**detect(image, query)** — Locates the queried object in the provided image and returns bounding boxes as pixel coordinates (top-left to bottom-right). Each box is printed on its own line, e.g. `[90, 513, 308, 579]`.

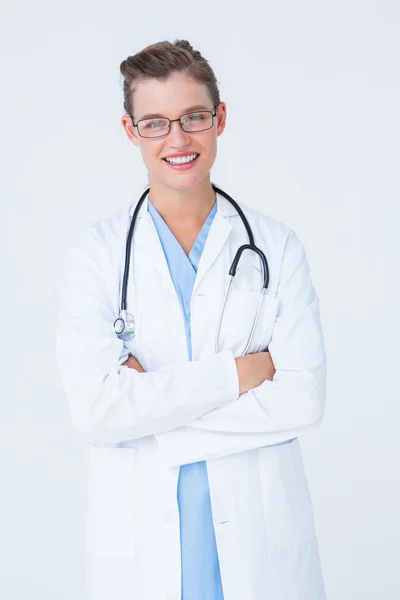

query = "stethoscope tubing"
[115, 183, 270, 355]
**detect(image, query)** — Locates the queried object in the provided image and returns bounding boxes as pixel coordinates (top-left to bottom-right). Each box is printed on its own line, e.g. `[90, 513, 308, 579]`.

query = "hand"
[235, 351, 276, 395]
[122, 355, 145, 372]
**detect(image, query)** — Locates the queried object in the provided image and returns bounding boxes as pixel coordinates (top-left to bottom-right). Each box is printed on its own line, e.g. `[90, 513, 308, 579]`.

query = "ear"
[121, 115, 140, 148]
[216, 102, 227, 137]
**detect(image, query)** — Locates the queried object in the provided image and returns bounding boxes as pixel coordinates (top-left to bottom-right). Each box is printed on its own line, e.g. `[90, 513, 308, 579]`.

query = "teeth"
[165, 154, 198, 164]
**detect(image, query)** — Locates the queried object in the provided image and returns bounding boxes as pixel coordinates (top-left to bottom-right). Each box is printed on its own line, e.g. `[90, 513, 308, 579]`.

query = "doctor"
[56, 39, 327, 600]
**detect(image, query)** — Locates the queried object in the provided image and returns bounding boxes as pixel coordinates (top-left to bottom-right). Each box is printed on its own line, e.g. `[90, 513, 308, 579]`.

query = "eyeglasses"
[131, 104, 220, 138]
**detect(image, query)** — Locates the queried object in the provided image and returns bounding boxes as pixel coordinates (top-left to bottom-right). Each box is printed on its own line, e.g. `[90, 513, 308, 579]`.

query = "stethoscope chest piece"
[113, 310, 135, 341]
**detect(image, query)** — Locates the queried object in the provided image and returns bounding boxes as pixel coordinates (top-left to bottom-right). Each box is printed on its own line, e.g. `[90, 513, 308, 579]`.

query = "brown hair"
[119, 39, 221, 120]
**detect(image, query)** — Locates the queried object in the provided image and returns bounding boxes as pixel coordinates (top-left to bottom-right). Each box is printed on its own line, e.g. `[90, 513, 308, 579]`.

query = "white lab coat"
[56, 190, 327, 600]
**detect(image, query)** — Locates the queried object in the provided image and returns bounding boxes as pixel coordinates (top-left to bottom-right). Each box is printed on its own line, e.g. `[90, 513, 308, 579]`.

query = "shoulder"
[234, 199, 298, 253]
[66, 203, 132, 261]
[90, 204, 132, 246]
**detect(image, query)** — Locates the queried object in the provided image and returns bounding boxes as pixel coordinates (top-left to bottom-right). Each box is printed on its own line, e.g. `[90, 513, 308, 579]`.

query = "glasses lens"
[138, 118, 169, 138]
[181, 111, 213, 132]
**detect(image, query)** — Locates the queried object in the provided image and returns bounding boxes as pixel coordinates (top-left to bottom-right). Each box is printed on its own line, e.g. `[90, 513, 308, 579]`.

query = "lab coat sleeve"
[155, 230, 327, 466]
[56, 228, 240, 445]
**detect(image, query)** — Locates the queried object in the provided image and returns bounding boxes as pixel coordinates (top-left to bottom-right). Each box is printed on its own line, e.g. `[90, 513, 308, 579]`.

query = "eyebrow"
[138, 104, 212, 121]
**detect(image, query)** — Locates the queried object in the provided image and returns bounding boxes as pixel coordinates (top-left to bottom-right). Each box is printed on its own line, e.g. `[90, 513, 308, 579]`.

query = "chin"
[159, 172, 208, 192]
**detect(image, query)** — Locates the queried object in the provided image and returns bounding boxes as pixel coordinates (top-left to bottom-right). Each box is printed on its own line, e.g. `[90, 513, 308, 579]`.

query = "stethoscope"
[113, 183, 270, 356]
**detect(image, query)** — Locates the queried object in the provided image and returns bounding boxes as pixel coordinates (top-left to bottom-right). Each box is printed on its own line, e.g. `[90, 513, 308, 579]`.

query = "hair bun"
[174, 39, 194, 53]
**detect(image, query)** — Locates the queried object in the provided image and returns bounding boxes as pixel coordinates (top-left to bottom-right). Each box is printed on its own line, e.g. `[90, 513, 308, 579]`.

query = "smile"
[163, 153, 199, 164]
[162, 153, 200, 170]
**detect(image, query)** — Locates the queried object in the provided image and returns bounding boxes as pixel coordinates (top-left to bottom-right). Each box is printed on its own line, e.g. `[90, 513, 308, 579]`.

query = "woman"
[57, 39, 327, 600]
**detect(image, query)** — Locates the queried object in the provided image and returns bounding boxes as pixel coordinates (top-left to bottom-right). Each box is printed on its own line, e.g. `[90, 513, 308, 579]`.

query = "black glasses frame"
[130, 103, 220, 138]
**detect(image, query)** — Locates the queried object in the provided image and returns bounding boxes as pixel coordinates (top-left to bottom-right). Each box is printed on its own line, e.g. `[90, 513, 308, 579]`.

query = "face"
[121, 72, 227, 192]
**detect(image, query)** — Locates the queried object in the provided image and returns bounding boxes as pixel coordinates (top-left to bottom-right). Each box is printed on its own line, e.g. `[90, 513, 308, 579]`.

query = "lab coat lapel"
[129, 198, 188, 368]
[134, 209, 178, 299]
[192, 195, 234, 296]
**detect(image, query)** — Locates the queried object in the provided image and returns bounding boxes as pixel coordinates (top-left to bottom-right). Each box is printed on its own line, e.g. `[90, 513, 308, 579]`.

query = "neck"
[147, 177, 216, 225]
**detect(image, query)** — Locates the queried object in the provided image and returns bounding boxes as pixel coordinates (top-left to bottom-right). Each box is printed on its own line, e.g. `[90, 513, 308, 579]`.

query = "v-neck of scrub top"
[147, 199, 218, 361]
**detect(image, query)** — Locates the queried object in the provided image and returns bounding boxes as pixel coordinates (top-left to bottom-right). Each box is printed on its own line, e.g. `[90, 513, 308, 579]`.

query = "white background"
[2, 1, 399, 598]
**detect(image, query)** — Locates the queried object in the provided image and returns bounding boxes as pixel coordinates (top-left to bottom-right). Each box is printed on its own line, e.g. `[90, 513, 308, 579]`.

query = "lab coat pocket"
[86, 446, 137, 559]
[217, 289, 278, 356]
[259, 440, 316, 555]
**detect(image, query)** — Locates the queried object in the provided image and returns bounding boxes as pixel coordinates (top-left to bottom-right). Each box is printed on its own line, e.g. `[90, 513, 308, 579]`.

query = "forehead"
[133, 72, 212, 120]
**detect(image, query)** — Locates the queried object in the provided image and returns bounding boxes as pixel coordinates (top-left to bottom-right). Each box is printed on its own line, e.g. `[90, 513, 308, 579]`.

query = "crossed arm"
[122, 352, 276, 395]
[57, 226, 326, 465]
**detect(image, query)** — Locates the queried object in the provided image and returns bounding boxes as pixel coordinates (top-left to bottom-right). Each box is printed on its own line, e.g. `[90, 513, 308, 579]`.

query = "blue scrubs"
[148, 198, 224, 600]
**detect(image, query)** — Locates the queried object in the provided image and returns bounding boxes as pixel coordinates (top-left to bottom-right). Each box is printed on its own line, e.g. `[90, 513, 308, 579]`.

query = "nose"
[167, 119, 190, 147]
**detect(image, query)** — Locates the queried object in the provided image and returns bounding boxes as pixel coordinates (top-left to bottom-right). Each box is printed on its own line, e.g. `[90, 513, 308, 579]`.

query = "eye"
[187, 112, 206, 121]
[145, 119, 167, 129]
